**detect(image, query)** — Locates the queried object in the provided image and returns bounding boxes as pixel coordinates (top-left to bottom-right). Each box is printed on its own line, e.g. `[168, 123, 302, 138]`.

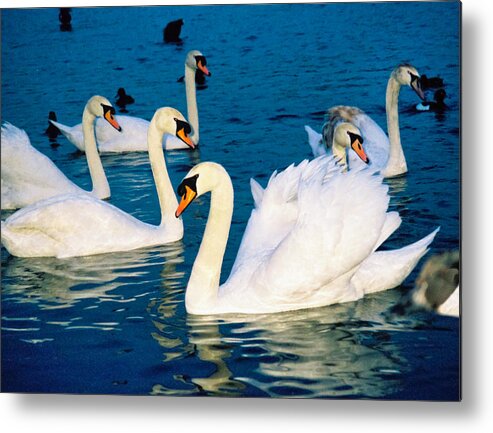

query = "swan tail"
[304, 125, 324, 157]
[49, 120, 85, 151]
[374, 211, 402, 250]
[250, 178, 265, 208]
[350, 227, 440, 295]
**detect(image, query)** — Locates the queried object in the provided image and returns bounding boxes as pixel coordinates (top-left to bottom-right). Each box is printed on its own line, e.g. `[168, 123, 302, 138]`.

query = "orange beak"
[197, 60, 211, 77]
[175, 186, 196, 218]
[177, 127, 195, 149]
[351, 137, 369, 164]
[104, 110, 122, 131]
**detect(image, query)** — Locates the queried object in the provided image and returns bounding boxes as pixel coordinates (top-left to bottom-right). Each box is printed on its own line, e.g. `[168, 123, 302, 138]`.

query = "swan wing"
[255, 162, 389, 301]
[350, 227, 440, 295]
[232, 156, 346, 268]
[1, 123, 81, 209]
[229, 160, 313, 276]
[1, 194, 154, 258]
[304, 125, 325, 157]
[226, 157, 390, 309]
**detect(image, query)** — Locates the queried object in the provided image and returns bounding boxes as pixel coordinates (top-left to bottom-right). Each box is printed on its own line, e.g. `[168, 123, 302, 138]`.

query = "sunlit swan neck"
[332, 139, 348, 171]
[185, 63, 199, 143]
[82, 106, 110, 199]
[186, 169, 234, 313]
[148, 118, 180, 226]
[384, 74, 407, 177]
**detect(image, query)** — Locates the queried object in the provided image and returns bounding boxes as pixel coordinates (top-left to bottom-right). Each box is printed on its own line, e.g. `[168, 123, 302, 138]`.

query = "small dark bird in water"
[420, 74, 444, 90]
[45, 111, 61, 141]
[177, 69, 208, 87]
[115, 88, 135, 112]
[59, 8, 72, 32]
[163, 19, 184, 43]
[416, 89, 447, 112]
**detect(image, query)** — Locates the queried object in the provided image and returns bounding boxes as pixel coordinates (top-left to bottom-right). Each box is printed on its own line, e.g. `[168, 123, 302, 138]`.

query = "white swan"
[1, 107, 192, 258]
[305, 64, 425, 178]
[50, 50, 210, 153]
[1, 96, 120, 210]
[174, 157, 439, 315]
[410, 250, 459, 317]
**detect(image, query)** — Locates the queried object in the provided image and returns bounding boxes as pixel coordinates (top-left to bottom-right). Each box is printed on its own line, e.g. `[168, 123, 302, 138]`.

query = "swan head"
[333, 122, 369, 164]
[151, 107, 194, 149]
[393, 64, 425, 100]
[86, 95, 122, 131]
[186, 50, 211, 77]
[175, 162, 229, 218]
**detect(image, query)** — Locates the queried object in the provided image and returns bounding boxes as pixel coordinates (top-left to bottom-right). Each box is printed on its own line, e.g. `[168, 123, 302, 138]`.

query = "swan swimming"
[1, 95, 121, 210]
[1, 107, 192, 258]
[307, 121, 369, 169]
[305, 63, 425, 178]
[49, 50, 210, 153]
[174, 156, 439, 315]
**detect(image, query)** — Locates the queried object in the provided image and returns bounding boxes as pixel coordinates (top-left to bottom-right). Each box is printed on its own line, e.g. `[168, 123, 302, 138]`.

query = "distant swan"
[1, 107, 192, 258]
[174, 157, 439, 315]
[308, 122, 369, 169]
[49, 50, 210, 153]
[305, 64, 425, 178]
[1, 95, 120, 210]
[411, 250, 459, 317]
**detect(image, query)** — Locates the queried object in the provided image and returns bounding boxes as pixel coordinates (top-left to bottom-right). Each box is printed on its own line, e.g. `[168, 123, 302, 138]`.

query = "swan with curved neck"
[50, 50, 210, 153]
[1, 107, 192, 258]
[1, 95, 120, 210]
[175, 159, 438, 315]
[305, 63, 425, 178]
[313, 122, 370, 170]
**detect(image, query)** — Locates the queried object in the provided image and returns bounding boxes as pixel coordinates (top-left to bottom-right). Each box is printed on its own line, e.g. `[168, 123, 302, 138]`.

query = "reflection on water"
[149, 287, 455, 399]
[2, 243, 184, 324]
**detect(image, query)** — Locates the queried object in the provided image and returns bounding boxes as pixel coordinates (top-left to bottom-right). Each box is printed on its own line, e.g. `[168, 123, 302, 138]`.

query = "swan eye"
[347, 131, 363, 145]
[101, 104, 116, 116]
[195, 55, 207, 66]
[175, 119, 191, 135]
[408, 71, 418, 83]
[177, 174, 199, 197]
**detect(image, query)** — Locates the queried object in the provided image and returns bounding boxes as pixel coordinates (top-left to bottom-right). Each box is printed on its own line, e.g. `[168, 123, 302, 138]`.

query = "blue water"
[1, 3, 460, 399]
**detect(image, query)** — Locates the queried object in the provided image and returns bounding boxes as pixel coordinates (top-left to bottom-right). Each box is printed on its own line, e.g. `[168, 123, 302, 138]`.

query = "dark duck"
[45, 111, 61, 141]
[416, 89, 447, 112]
[163, 19, 184, 43]
[59, 8, 72, 31]
[420, 74, 444, 90]
[115, 88, 135, 112]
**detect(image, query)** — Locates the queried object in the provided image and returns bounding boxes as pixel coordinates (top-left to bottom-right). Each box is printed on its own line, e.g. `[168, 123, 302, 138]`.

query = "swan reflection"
[1, 243, 184, 311]
[150, 289, 414, 398]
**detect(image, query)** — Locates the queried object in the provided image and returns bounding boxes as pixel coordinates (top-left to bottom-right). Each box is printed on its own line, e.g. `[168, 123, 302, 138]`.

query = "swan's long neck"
[147, 123, 180, 227]
[185, 64, 199, 144]
[186, 174, 234, 313]
[331, 142, 348, 171]
[82, 110, 110, 199]
[384, 75, 407, 177]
